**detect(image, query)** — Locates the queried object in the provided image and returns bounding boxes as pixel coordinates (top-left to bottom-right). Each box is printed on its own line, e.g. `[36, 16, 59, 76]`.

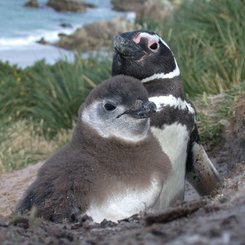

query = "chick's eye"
[104, 103, 116, 111]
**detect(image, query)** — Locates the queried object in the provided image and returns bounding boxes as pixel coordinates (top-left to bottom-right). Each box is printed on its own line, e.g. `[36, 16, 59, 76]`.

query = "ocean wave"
[0, 27, 77, 50]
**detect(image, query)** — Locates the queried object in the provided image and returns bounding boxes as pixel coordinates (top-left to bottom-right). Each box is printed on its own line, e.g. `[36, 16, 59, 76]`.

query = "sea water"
[0, 0, 130, 67]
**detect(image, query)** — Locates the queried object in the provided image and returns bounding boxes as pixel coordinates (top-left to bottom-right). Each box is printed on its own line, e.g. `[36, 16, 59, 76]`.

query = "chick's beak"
[117, 100, 157, 119]
[131, 101, 157, 119]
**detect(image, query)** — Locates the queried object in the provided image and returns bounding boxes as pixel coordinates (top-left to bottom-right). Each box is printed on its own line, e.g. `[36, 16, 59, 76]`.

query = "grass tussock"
[0, 120, 72, 173]
[195, 82, 245, 145]
[0, 57, 111, 138]
[0, 56, 110, 172]
[140, 0, 245, 97]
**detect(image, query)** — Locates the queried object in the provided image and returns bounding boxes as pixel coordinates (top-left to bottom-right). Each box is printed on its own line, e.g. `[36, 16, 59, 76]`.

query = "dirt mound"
[0, 164, 244, 244]
[0, 162, 43, 218]
[224, 95, 245, 166]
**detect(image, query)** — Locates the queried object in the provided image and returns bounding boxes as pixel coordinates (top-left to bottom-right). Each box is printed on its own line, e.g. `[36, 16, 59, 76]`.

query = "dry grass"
[194, 82, 244, 145]
[0, 120, 72, 173]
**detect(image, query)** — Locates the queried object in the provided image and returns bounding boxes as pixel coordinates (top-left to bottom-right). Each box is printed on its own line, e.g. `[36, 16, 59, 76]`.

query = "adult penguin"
[15, 75, 171, 223]
[112, 30, 221, 205]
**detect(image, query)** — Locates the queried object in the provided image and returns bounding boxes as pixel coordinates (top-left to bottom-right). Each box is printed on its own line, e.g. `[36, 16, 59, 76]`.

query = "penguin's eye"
[149, 42, 158, 50]
[104, 103, 116, 111]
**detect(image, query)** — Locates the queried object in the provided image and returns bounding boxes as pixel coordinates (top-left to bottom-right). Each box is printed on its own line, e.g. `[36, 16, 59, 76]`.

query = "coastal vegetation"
[0, 0, 244, 172]
[140, 0, 244, 96]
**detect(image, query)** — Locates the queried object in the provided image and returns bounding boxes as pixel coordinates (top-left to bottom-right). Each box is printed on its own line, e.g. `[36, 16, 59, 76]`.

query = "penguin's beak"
[117, 101, 157, 119]
[113, 35, 143, 59]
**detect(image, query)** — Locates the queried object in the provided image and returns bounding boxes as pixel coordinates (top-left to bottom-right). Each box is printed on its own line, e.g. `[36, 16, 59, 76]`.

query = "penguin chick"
[112, 30, 222, 205]
[15, 75, 171, 223]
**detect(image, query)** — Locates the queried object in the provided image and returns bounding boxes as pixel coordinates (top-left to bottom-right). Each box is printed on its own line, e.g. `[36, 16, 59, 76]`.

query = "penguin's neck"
[142, 75, 195, 132]
[72, 120, 149, 150]
[72, 121, 169, 176]
[142, 75, 185, 98]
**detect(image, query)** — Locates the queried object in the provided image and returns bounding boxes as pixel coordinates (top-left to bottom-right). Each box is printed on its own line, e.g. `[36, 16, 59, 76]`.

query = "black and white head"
[112, 30, 180, 82]
[81, 75, 157, 143]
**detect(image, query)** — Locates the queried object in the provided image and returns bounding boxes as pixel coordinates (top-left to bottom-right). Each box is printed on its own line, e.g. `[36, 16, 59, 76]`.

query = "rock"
[24, 0, 39, 8]
[55, 17, 136, 51]
[137, 0, 175, 21]
[60, 23, 72, 28]
[112, 0, 181, 22]
[111, 0, 147, 12]
[37, 37, 49, 45]
[47, 0, 95, 12]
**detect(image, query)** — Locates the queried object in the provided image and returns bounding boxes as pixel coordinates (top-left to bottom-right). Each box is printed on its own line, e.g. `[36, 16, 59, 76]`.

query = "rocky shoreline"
[25, 0, 180, 51]
[25, 0, 179, 15]
[55, 17, 137, 51]
[25, 0, 96, 12]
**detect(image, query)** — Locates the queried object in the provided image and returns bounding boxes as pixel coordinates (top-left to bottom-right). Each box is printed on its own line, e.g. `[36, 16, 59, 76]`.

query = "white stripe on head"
[158, 36, 171, 49]
[149, 95, 195, 114]
[136, 33, 180, 83]
[157, 35, 180, 77]
[136, 32, 171, 50]
[133, 32, 160, 44]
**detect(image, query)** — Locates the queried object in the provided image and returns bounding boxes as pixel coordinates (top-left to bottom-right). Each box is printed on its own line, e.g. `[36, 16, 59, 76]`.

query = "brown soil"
[0, 95, 244, 245]
[0, 162, 44, 218]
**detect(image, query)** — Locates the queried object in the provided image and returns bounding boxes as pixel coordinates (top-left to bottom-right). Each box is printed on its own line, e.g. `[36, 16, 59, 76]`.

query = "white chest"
[86, 177, 162, 223]
[147, 94, 193, 207]
[151, 122, 189, 207]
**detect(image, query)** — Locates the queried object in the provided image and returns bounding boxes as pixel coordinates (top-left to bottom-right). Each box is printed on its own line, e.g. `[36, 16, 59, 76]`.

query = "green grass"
[0, 56, 111, 172]
[139, 0, 245, 97]
[0, 56, 111, 138]
[0, 120, 72, 172]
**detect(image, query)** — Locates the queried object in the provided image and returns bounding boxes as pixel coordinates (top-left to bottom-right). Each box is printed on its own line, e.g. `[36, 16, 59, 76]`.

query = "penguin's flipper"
[186, 126, 222, 196]
[15, 176, 88, 222]
[15, 180, 55, 218]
